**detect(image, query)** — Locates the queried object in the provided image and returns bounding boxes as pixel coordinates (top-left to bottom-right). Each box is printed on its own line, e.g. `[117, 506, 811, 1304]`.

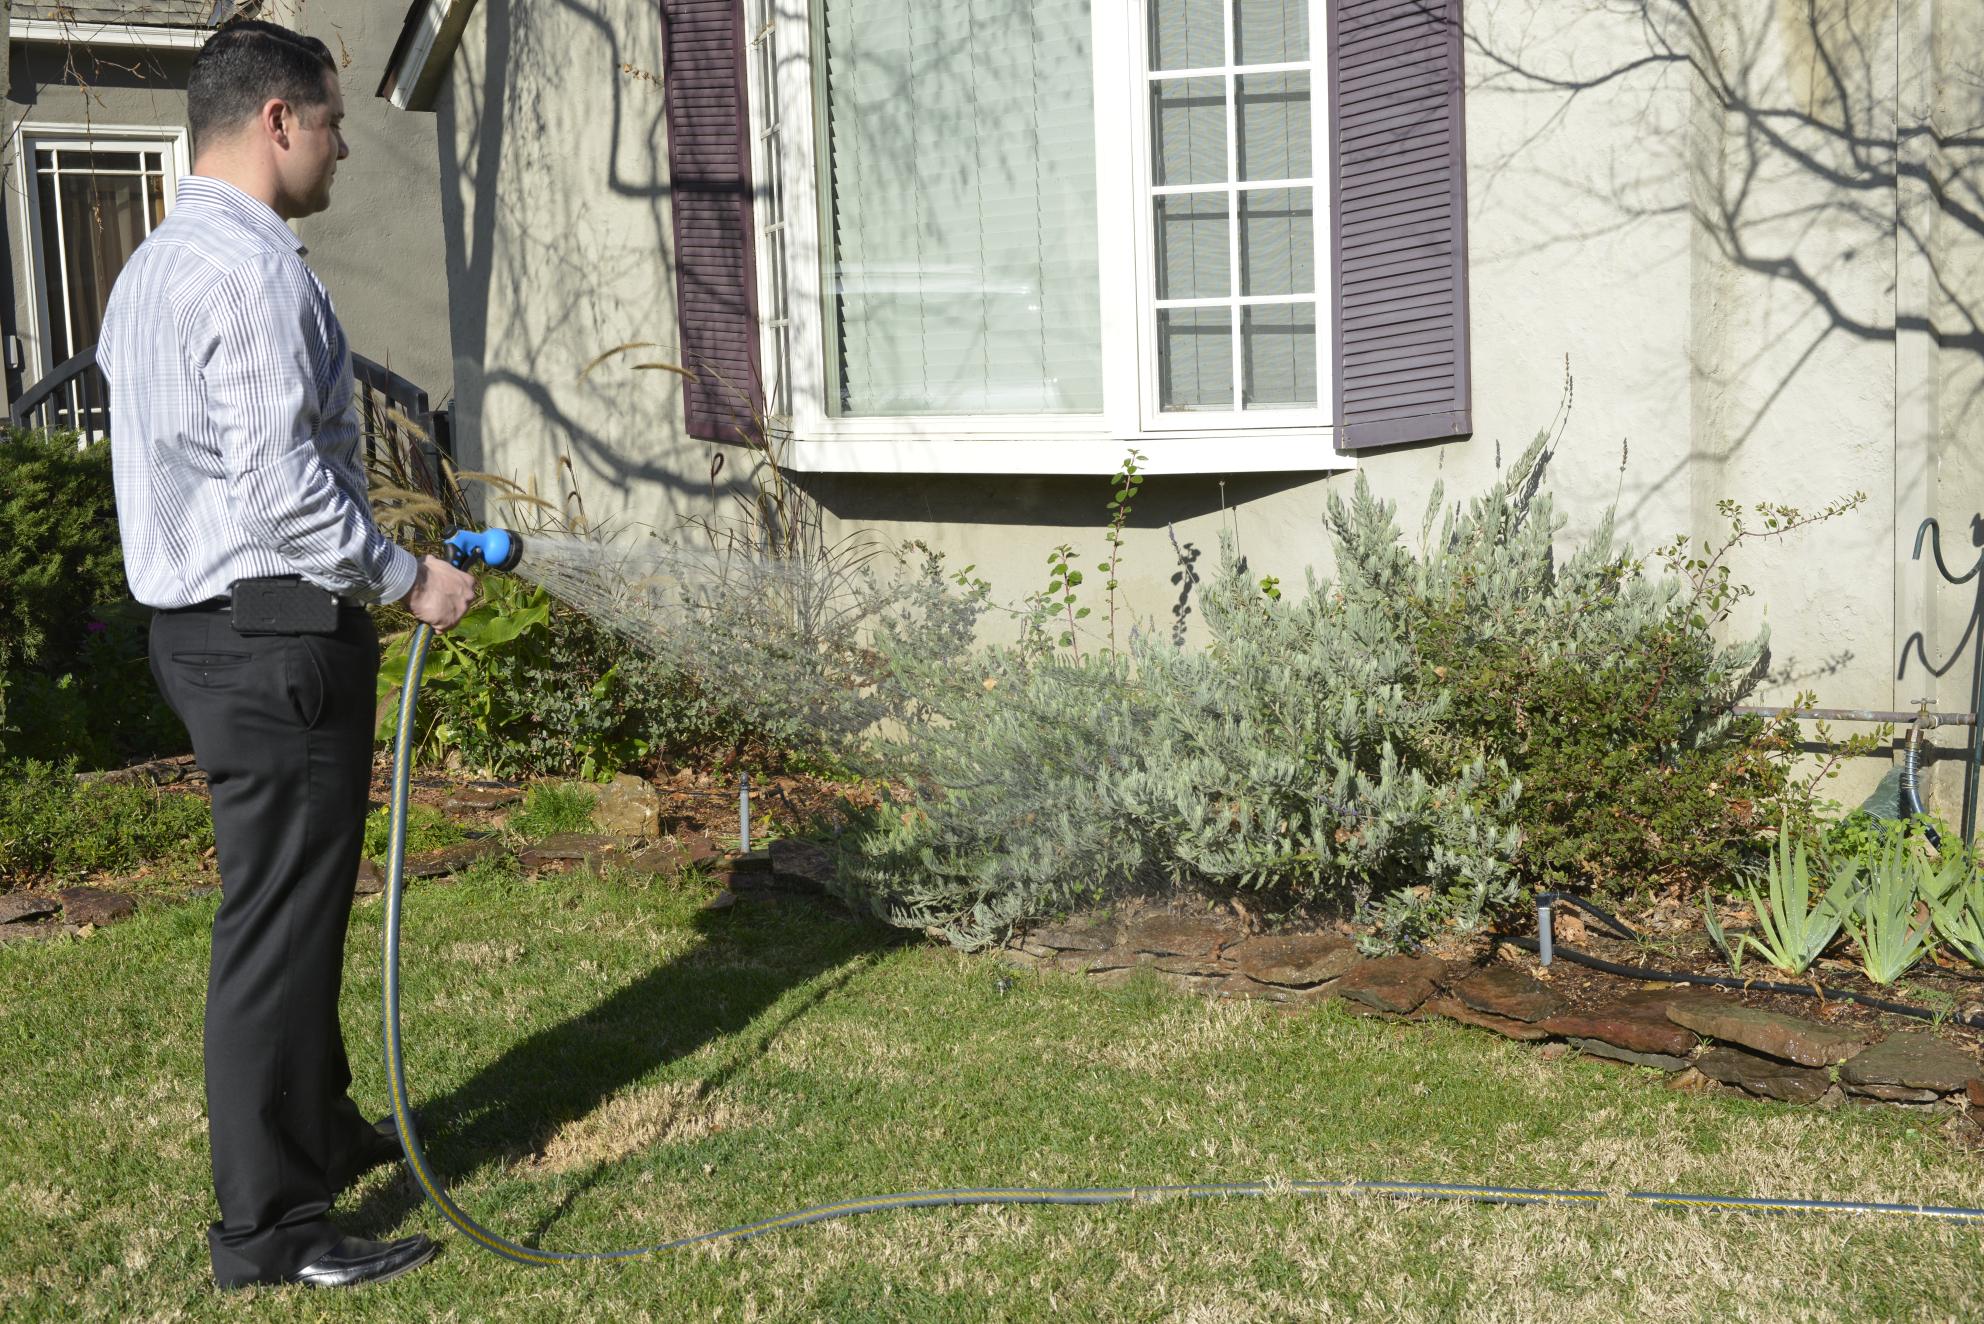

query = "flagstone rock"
[441, 784, 523, 812]
[1122, 913, 1226, 958]
[1449, 964, 1563, 1023]
[1153, 955, 1227, 978]
[1837, 1032, 1976, 1095]
[1694, 1046, 1831, 1103]
[1027, 919, 1119, 953]
[57, 887, 137, 927]
[769, 838, 835, 890]
[0, 894, 61, 924]
[1665, 996, 1876, 1067]
[592, 774, 666, 838]
[518, 833, 620, 875]
[1333, 955, 1445, 1014]
[1225, 933, 1360, 987]
[1568, 1037, 1691, 1072]
[1056, 949, 1136, 975]
[1424, 995, 1552, 1041]
[353, 860, 385, 896]
[1540, 994, 1697, 1059]
[1212, 975, 1302, 1003]
[1841, 1080, 1941, 1104]
[404, 836, 505, 879]
[622, 843, 689, 879]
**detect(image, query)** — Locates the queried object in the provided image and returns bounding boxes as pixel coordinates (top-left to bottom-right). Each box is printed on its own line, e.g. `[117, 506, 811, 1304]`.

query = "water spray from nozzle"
[443, 527, 524, 573]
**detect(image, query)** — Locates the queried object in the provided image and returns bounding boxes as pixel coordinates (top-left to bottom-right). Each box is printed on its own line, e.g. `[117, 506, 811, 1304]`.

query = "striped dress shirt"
[99, 175, 417, 610]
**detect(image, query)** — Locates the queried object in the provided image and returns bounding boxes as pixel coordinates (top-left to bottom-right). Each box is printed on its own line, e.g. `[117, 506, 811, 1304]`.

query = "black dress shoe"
[287, 1234, 437, 1288]
[338, 1111, 419, 1188]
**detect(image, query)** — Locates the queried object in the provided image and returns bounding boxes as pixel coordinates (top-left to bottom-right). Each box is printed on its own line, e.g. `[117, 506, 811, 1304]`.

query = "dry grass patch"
[533, 1082, 774, 1173]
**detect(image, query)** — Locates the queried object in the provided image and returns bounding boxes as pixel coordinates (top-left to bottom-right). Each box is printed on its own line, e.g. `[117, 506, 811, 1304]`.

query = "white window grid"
[12, 124, 190, 391]
[1138, 3, 1330, 429]
[745, 0, 1344, 474]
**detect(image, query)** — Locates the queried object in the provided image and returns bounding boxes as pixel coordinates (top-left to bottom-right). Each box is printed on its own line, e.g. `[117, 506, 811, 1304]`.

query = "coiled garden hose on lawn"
[378, 537, 1984, 1266]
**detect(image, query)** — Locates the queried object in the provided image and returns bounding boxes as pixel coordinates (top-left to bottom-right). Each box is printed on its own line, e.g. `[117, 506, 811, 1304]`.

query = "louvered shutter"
[661, 0, 763, 444]
[1329, 0, 1470, 450]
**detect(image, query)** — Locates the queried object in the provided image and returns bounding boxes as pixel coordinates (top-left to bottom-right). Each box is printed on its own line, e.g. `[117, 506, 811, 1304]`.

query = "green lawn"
[3, 862, 1982, 1322]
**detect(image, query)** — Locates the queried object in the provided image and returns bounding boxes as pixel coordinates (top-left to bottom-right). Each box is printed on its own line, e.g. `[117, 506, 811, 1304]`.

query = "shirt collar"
[174, 175, 307, 255]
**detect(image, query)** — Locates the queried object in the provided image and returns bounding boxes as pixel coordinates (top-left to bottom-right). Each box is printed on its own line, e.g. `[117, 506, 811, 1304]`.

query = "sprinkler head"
[443, 527, 523, 573]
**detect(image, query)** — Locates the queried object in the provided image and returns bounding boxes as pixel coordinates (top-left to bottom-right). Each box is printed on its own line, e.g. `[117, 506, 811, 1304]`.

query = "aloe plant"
[1736, 821, 1855, 975]
[1923, 845, 1984, 967]
[1841, 836, 1937, 984]
[1702, 893, 1746, 975]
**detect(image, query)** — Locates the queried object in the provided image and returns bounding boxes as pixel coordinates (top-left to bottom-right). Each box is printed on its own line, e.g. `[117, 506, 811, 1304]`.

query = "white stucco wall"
[440, 0, 1984, 808]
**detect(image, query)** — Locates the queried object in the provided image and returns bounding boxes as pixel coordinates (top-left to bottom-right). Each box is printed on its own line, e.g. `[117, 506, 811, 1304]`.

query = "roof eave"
[378, 0, 478, 111]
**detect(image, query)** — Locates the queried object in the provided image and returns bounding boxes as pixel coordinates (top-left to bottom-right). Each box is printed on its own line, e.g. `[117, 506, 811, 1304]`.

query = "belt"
[158, 597, 232, 614]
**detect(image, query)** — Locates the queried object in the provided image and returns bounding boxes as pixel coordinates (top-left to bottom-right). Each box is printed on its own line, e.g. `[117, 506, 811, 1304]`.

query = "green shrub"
[378, 573, 777, 780]
[0, 429, 186, 767]
[0, 429, 127, 673]
[835, 433, 1846, 951]
[0, 759, 213, 882]
[508, 783, 598, 839]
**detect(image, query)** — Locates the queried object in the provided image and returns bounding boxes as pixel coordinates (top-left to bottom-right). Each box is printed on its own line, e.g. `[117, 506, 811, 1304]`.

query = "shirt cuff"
[375, 545, 421, 605]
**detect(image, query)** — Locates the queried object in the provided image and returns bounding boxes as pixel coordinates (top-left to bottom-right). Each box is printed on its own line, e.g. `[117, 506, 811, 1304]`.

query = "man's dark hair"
[187, 20, 337, 152]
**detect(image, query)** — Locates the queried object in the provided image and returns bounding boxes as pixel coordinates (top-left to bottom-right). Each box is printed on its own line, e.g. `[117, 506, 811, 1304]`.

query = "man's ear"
[260, 96, 291, 148]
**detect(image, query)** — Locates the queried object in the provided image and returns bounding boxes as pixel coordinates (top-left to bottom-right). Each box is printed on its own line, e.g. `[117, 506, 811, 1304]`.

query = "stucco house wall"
[428, 0, 1984, 807]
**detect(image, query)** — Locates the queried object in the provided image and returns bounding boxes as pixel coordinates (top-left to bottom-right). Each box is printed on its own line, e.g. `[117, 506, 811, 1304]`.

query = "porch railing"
[9, 346, 451, 494]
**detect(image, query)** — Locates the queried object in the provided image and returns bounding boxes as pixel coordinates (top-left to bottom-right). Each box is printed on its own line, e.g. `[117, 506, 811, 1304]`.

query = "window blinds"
[820, 0, 1103, 415]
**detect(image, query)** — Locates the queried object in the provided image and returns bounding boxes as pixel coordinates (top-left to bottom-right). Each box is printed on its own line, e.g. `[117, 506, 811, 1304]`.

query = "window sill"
[783, 433, 1352, 476]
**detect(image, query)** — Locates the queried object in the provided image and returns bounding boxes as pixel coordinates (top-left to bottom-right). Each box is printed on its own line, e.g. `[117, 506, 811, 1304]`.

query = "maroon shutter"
[1329, 0, 1471, 450]
[661, 0, 762, 444]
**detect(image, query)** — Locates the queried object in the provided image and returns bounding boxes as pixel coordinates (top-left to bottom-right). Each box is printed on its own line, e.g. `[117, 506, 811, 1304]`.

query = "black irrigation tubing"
[1525, 892, 1984, 1032]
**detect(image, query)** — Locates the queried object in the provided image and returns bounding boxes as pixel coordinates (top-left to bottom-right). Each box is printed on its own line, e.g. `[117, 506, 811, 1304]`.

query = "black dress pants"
[150, 606, 382, 1286]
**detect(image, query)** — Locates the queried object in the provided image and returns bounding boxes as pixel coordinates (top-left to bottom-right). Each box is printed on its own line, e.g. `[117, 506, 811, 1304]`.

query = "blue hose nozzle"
[443, 527, 522, 572]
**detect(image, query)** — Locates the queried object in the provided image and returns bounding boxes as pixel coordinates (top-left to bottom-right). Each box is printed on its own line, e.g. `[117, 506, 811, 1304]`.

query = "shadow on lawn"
[339, 894, 907, 1244]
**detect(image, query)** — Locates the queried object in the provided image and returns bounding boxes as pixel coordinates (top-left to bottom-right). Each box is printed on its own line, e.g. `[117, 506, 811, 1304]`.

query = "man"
[98, 20, 478, 1290]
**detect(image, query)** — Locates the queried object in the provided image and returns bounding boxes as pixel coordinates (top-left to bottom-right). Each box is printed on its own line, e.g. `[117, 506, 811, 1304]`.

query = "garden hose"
[378, 549, 1984, 1267]
[1531, 892, 1984, 1030]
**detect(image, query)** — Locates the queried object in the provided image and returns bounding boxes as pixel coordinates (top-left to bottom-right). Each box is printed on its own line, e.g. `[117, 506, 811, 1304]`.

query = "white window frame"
[747, 0, 1345, 476]
[13, 124, 191, 382]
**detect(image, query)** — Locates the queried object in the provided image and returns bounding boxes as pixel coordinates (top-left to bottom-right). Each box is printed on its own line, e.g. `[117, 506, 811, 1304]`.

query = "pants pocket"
[171, 651, 252, 689]
[284, 637, 329, 729]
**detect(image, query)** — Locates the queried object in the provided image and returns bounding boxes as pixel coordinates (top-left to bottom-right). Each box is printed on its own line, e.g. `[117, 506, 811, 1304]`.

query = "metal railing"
[9, 345, 450, 494]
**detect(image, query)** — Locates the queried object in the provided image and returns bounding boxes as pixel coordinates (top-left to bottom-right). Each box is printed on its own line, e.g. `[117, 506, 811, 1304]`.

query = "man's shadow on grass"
[339, 894, 908, 1243]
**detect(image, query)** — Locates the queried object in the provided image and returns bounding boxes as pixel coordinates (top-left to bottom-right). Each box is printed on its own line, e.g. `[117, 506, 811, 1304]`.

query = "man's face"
[276, 70, 347, 218]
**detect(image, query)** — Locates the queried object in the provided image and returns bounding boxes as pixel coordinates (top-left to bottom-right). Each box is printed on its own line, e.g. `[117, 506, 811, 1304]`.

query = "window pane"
[60, 151, 142, 172]
[820, 0, 1102, 415]
[1159, 307, 1233, 409]
[1150, 0, 1223, 70]
[1235, 0, 1306, 65]
[1242, 303, 1316, 407]
[1155, 193, 1231, 299]
[1151, 77, 1227, 186]
[1239, 187, 1312, 295]
[58, 174, 150, 355]
[36, 173, 70, 363]
[1236, 71, 1310, 181]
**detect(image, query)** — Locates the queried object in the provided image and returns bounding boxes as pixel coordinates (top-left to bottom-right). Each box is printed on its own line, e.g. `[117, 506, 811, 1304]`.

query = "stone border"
[1000, 905, 1984, 1114]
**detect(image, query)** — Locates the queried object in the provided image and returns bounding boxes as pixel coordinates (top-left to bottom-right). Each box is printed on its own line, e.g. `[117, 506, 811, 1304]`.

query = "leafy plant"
[509, 782, 599, 839]
[1702, 894, 1746, 975]
[0, 759, 213, 883]
[1841, 836, 1938, 985]
[362, 803, 467, 861]
[1099, 448, 1146, 653]
[1729, 820, 1855, 975]
[1924, 846, 1984, 967]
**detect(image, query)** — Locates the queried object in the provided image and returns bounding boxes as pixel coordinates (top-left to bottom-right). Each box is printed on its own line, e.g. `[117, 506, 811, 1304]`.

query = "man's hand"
[405, 555, 478, 630]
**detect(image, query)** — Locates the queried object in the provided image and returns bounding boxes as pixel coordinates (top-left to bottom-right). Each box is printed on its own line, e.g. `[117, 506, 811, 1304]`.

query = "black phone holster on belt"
[229, 576, 342, 635]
